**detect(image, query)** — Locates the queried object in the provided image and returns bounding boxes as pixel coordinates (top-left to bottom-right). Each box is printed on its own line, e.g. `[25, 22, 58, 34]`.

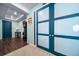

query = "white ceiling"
[0, 3, 27, 21]
[18, 3, 40, 10]
[0, 3, 41, 21]
[11, 3, 41, 13]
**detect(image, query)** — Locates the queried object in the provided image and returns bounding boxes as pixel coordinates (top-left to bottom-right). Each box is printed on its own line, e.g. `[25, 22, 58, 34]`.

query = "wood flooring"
[0, 38, 27, 56]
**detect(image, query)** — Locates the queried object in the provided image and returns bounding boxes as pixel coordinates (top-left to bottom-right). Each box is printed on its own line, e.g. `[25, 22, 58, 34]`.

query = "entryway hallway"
[0, 3, 79, 56]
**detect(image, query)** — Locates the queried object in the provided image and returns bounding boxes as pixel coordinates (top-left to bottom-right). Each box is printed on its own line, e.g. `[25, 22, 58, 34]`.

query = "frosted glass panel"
[38, 7, 49, 21]
[38, 35, 49, 49]
[55, 3, 79, 18]
[38, 22, 49, 34]
[54, 37, 79, 56]
[54, 17, 79, 37]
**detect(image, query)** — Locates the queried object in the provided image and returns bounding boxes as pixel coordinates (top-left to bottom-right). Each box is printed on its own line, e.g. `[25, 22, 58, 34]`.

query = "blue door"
[2, 20, 12, 39]
[36, 4, 54, 52]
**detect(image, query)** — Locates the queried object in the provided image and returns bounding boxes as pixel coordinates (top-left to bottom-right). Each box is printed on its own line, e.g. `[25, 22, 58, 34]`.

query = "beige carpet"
[5, 44, 54, 56]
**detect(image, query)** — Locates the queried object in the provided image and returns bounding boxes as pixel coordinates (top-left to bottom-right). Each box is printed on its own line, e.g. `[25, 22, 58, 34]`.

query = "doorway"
[2, 20, 12, 39]
[36, 4, 54, 52]
[23, 21, 27, 42]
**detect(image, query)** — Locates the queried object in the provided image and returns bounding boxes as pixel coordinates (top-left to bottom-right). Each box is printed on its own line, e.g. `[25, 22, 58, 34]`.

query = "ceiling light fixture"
[14, 11, 17, 15]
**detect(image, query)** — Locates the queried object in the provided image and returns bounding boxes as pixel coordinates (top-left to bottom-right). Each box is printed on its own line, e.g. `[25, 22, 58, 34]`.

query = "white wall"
[12, 21, 18, 38]
[27, 12, 34, 44]
[27, 4, 43, 45]
[18, 21, 24, 38]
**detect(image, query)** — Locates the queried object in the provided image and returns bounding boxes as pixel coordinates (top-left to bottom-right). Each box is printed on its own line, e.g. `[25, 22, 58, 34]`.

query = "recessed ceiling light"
[14, 11, 17, 15]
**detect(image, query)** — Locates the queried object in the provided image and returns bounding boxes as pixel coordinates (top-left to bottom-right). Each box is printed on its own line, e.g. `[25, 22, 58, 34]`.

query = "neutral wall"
[27, 4, 43, 45]
[27, 12, 34, 44]
[18, 21, 24, 38]
[12, 21, 18, 38]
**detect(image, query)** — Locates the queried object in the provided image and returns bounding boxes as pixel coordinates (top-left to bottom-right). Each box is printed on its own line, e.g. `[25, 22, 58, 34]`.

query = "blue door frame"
[34, 11, 36, 45]
[2, 20, 12, 39]
[36, 3, 54, 53]
[36, 3, 65, 56]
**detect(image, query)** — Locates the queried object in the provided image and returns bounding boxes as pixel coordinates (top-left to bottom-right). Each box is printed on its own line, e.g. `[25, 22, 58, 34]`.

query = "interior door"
[2, 20, 12, 39]
[23, 21, 27, 41]
[37, 4, 54, 52]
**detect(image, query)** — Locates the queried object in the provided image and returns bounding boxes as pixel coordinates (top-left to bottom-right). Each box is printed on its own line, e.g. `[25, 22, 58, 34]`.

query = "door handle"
[52, 35, 54, 36]
[49, 34, 52, 36]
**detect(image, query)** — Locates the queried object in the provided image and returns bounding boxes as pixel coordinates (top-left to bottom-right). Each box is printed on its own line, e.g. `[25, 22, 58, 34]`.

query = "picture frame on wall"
[27, 17, 32, 24]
